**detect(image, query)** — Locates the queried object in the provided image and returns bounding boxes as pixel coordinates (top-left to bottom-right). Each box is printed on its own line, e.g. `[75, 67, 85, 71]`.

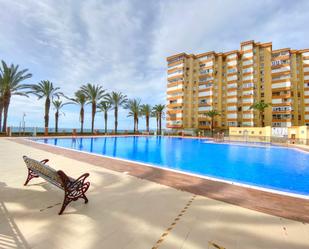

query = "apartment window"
[272, 114, 292, 120]
[227, 68, 237, 74]
[272, 51, 289, 58]
[243, 83, 254, 88]
[242, 44, 253, 51]
[243, 60, 253, 66]
[227, 53, 237, 59]
[199, 77, 213, 83]
[272, 106, 292, 112]
[272, 60, 281, 66]
[243, 75, 254, 81]
[168, 77, 183, 83]
[272, 74, 290, 81]
[168, 69, 183, 75]
[243, 68, 253, 74]
[168, 63, 184, 70]
[200, 68, 213, 74]
[168, 56, 184, 64]
[199, 55, 213, 61]
[227, 106, 237, 111]
[272, 60, 290, 66]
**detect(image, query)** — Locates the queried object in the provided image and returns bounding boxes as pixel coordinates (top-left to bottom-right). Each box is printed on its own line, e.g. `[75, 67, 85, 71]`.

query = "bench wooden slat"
[23, 157, 62, 186]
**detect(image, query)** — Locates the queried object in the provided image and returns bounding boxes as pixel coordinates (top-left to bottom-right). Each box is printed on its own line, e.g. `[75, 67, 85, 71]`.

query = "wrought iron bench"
[22, 156, 90, 215]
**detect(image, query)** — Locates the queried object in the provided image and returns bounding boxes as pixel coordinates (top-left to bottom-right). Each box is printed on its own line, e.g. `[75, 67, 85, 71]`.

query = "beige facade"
[229, 126, 309, 144]
[229, 126, 272, 137]
[166, 40, 309, 130]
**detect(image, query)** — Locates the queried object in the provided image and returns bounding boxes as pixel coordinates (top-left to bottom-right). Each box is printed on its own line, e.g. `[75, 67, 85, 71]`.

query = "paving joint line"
[151, 195, 196, 249]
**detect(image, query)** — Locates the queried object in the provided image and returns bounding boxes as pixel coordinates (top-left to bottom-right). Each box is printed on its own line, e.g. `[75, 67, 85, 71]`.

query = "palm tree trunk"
[0, 102, 3, 131]
[146, 115, 149, 132]
[44, 98, 50, 129]
[211, 118, 214, 136]
[55, 111, 59, 133]
[91, 102, 96, 133]
[80, 107, 84, 133]
[2, 105, 9, 132]
[136, 117, 139, 133]
[115, 106, 118, 134]
[0, 96, 4, 131]
[159, 113, 162, 135]
[104, 111, 108, 134]
[156, 115, 159, 134]
[2, 92, 11, 132]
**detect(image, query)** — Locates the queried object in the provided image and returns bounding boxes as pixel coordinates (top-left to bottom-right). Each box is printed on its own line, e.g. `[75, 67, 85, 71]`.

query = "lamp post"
[22, 113, 26, 135]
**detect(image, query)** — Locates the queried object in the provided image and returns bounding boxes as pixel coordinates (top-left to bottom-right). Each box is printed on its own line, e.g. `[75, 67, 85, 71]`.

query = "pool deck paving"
[1, 138, 309, 249]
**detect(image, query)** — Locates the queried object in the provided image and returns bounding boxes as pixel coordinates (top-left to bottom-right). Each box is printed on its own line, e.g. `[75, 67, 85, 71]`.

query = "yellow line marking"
[151, 195, 196, 249]
[208, 241, 226, 249]
[39, 202, 61, 212]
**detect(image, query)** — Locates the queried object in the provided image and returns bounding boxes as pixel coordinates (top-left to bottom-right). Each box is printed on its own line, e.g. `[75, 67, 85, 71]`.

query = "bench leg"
[59, 194, 72, 215]
[24, 169, 39, 186]
[82, 194, 88, 204]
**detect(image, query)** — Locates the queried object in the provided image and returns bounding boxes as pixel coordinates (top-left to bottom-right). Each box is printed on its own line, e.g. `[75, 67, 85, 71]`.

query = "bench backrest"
[23, 156, 63, 188]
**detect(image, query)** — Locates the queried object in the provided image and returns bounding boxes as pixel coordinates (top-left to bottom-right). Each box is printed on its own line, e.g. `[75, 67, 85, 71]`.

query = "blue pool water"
[33, 136, 309, 196]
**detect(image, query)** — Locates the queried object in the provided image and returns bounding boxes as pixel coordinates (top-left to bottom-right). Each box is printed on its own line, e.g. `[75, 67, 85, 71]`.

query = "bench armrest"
[68, 173, 90, 191]
[58, 170, 90, 191]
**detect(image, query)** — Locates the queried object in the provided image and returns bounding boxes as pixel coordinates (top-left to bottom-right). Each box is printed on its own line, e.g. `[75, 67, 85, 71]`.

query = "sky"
[0, 0, 309, 130]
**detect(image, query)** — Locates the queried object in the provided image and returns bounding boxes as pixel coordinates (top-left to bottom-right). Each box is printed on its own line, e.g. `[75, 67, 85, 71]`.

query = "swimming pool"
[33, 136, 309, 196]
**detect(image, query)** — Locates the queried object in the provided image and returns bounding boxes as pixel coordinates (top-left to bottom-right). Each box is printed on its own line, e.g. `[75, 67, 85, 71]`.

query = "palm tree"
[140, 104, 152, 132]
[105, 91, 127, 134]
[80, 84, 105, 133]
[250, 101, 271, 127]
[97, 101, 112, 134]
[67, 90, 87, 133]
[152, 104, 165, 135]
[205, 110, 220, 136]
[52, 99, 68, 133]
[27, 80, 62, 129]
[0, 61, 32, 132]
[124, 98, 141, 133]
[0, 77, 3, 131]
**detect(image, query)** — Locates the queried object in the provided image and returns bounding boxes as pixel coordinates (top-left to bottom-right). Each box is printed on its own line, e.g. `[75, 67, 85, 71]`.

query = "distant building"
[166, 40, 309, 130]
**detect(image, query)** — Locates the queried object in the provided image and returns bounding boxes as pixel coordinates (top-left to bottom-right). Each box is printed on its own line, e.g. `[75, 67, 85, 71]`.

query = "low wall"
[229, 126, 272, 137]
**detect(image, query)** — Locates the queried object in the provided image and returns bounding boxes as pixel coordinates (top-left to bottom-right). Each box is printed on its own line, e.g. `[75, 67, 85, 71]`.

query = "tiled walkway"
[1, 138, 309, 249]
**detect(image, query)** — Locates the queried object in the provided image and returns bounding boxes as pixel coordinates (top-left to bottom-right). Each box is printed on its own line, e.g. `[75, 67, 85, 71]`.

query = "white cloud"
[1, 0, 309, 130]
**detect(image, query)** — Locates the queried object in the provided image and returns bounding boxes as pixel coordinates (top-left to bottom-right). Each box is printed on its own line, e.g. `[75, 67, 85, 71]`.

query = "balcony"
[271, 82, 291, 89]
